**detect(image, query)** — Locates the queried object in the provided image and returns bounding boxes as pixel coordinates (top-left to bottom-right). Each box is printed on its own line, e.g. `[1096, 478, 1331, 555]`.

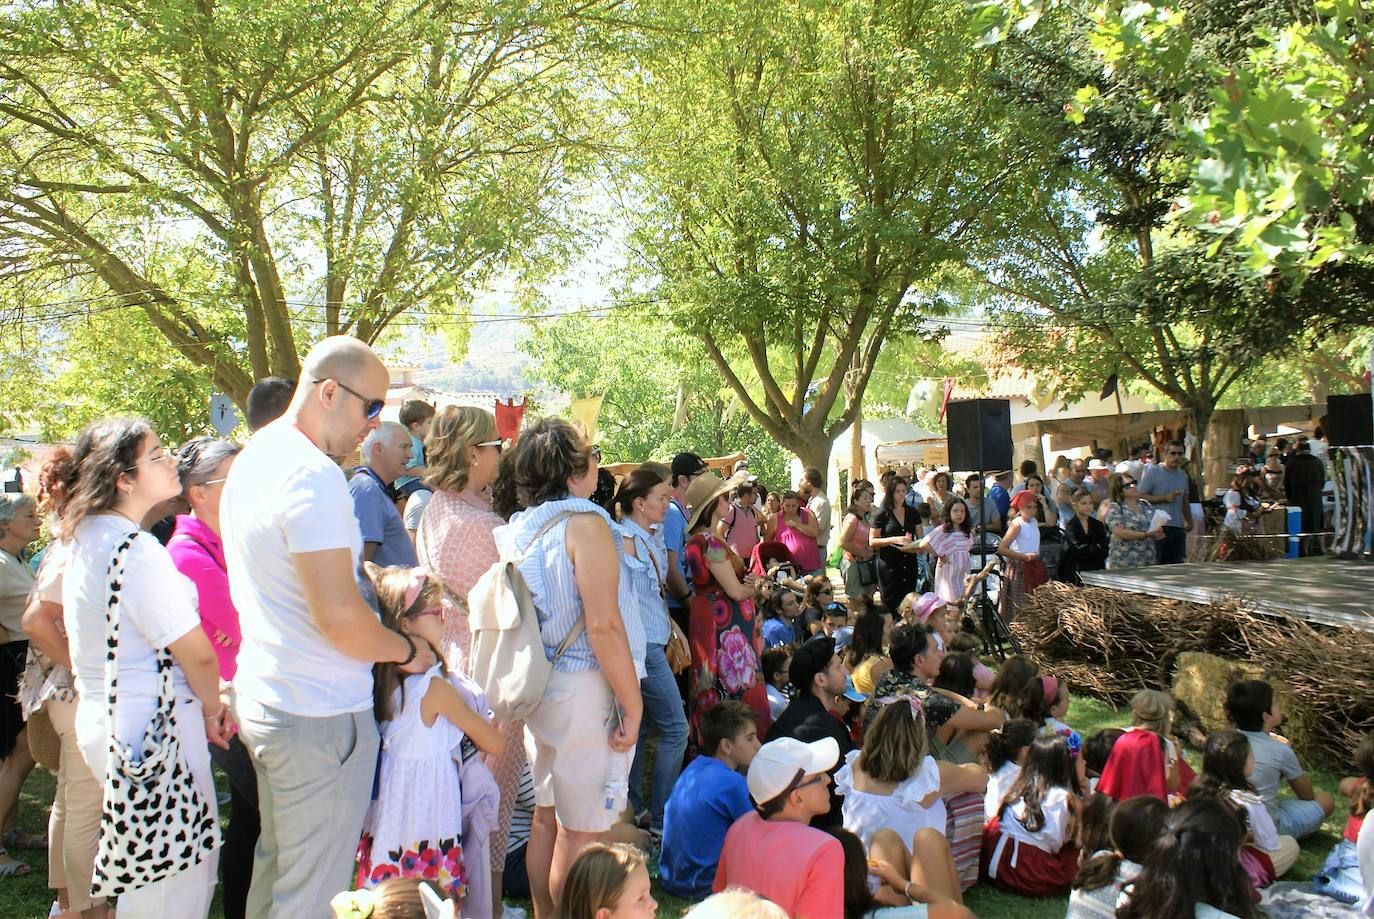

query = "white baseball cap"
[747, 736, 840, 804]
[1088, 459, 1110, 471]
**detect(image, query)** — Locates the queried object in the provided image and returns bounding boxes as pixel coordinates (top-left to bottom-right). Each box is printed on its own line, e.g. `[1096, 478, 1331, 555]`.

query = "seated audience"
[1081, 727, 1124, 794]
[1117, 797, 1261, 919]
[986, 655, 1040, 719]
[983, 719, 1039, 822]
[558, 843, 656, 919]
[1065, 795, 1169, 919]
[1098, 689, 1192, 802]
[767, 636, 856, 829]
[981, 733, 1083, 896]
[1311, 732, 1374, 904]
[762, 589, 805, 649]
[761, 646, 792, 721]
[713, 737, 845, 918]
[1189, 730, 1300, 887]
[659, 702, 761, 900]
[829, 827, 974, 919]
[1226, 679, 1335, 839]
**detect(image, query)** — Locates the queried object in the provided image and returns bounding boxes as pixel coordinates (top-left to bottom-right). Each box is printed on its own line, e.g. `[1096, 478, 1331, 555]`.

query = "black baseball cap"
[671, 452, 709, 480]
[788, 636, 837, 693]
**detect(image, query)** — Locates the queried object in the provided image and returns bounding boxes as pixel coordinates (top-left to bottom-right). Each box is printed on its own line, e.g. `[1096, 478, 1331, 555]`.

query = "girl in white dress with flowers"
[356, 565, 505, 906]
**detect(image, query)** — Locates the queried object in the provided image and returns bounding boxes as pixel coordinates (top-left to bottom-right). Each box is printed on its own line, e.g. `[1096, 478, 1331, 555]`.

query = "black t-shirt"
[767, 693, 855, 829]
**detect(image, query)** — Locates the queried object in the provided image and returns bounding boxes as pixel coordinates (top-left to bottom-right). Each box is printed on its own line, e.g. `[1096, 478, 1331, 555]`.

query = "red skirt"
[980, 816, 1079, 896]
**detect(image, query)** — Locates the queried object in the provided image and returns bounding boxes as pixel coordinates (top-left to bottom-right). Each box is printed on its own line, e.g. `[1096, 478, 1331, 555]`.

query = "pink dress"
[416, 489, 527, 868]
[924, 527, 972, 606]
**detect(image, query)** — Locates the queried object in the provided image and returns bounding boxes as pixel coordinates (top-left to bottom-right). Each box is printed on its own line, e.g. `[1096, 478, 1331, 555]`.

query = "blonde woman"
[413, 405, 523, 917]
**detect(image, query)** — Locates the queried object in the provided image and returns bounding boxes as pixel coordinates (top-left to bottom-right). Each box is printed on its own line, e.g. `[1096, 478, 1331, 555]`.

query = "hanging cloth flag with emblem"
[570, 394, 604, 442]
[1100, 373, 1119, 401]
[494, 398, 526, 442]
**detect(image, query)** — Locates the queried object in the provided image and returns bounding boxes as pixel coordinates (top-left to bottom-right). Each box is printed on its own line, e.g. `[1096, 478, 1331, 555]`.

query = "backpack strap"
[516, 510, 590, 661]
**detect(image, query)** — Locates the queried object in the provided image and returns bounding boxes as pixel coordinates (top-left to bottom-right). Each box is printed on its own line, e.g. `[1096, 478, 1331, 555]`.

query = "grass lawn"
[0, 694, 1352, 918]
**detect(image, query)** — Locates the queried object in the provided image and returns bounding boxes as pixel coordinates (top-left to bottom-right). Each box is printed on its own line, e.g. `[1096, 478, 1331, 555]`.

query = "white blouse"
[835, 749, 945, 847]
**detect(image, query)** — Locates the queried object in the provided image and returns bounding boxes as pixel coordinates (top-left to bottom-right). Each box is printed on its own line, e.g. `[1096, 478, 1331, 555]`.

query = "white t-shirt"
[63, 516, 200, 746]
[222, 421, 370, 716]
[998, 785, 1073, 853]
[985, 761, 1021, 822]
[403, 488, 433, 533]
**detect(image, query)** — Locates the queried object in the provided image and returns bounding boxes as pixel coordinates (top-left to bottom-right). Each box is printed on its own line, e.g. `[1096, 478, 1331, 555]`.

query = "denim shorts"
[1275, 796, 1326, 838]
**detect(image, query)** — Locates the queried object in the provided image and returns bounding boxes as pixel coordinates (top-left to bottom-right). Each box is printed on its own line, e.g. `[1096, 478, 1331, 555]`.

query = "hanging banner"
[570, 394, 604, 442]
[494, 398, 526, 442]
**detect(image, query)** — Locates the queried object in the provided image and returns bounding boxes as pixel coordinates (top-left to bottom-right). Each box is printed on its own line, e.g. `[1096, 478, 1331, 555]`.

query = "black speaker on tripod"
[946, 399, 1014, 472]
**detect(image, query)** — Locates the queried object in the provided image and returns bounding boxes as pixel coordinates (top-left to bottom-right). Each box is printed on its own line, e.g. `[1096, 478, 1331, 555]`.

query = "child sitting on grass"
[981, 733, 1083, 896]
[1312, 732, 1374, 904]
[1066, 795, 1169, 919]
[982, 719, 1038, 822]
[659, 701, 762, 899]
[1225, 679, 1335, 840]
[1098, 689, 1192, 802]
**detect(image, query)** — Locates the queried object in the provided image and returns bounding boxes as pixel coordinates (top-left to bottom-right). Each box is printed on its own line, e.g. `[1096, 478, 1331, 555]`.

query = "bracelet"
[204, 703, 226, 721]
[397, 633, 417, 667]
[904, 880, 914, 902]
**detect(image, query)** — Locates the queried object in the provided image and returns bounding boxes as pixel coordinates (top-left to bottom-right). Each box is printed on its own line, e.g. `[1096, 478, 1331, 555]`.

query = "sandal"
[0, 847, 30, 877]
[2, 828, 46, 849]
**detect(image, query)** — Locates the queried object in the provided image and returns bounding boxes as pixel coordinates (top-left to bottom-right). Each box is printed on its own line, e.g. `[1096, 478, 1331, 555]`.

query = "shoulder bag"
[91, 531, 219, 898]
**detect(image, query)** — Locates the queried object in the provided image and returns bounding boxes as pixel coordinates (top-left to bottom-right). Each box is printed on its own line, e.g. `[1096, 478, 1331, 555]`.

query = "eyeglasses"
[589, 445, 602, 462]
[1122, 480, 1137, 487]
[315, 379, 384, 420]
[797, 773, 828, 790]
[196, 476, 229, 487]
[476, 439, 503, 454]
[124, 449, 176, 471]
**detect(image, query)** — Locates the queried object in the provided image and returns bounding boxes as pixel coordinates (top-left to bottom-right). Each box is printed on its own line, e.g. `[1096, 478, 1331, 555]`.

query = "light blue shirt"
[616, 518, 671, 647]
[495, 496, 646, 677]
[394, 432, 425, 490]
[1138, 463, 1189, 528]
[664, 498, 689, 609]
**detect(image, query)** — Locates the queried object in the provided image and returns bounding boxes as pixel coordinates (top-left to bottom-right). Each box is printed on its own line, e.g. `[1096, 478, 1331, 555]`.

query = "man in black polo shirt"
[766, 636, 854, 828]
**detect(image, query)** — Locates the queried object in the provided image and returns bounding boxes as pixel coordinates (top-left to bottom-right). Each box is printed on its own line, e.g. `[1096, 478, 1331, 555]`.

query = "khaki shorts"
[523, 668, 624, 833]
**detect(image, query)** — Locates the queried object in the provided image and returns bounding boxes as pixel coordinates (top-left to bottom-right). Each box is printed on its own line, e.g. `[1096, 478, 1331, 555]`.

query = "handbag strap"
[104, 531, 175, 725]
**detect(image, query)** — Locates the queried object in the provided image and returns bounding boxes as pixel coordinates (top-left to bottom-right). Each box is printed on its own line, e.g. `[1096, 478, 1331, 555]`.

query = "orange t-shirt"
[713, 812, 843, 918]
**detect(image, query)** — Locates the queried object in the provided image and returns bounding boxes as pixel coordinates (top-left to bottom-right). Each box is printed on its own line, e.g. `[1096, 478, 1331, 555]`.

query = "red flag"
[494, 398, 525, 442]
[937, 377, 954, 422]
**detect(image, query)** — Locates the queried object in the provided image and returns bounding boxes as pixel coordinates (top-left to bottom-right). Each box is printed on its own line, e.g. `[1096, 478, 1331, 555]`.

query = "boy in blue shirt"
[659, 701, 762, 898]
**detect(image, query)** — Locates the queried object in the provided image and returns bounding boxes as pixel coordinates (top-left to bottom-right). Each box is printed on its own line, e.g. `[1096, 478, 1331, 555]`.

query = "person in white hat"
[712, 736, 844, 918]
[1086, 458, 1112, 504]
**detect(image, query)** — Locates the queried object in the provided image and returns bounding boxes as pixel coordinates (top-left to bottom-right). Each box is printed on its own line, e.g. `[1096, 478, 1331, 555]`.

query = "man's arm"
[293, 547, 434, 670]
[361, 542, 379, 562]
[665, 550, 691, 600]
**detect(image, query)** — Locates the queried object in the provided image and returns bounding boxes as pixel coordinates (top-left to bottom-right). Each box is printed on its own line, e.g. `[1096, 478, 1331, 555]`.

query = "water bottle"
[604, 748, 632, 815]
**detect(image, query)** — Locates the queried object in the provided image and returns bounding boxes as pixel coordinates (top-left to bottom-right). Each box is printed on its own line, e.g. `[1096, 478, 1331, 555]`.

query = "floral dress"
[1105, 500, 1157, 570]
[684, 532, 769, 739]
[356, 665, 468, 900]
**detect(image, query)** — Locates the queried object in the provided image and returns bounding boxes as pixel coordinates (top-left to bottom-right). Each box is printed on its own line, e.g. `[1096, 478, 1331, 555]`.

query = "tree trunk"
[1190, 400, 1218, 498]
[850, 407, 865, 485]
[791, 436, 834, 496]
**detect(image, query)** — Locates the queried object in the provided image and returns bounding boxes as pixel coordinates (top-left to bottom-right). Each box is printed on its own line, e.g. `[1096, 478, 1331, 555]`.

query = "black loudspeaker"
[1325, 392, 1373, 447]
[946, 399, 1014, 472]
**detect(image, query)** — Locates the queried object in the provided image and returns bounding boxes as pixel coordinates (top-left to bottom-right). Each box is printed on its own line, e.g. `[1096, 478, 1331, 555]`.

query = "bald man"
[222, 336, 436, 918]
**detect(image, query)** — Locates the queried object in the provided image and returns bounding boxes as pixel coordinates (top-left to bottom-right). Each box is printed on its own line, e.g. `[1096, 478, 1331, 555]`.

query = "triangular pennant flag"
[570, 394, 604, 442]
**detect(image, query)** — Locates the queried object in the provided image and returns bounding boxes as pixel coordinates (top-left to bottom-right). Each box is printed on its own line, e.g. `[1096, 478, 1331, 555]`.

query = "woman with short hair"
[1104, 473, 1162, 570]
[493, 417, 643, 917]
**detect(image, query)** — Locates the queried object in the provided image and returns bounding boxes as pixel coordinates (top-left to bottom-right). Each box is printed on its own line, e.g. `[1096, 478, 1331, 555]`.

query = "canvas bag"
[467, 511, 587, 721]
[91, 531, 219, 898]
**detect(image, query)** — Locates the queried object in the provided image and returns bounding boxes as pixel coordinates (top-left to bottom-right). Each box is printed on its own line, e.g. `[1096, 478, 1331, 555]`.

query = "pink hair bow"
[403, 566, 433, 613]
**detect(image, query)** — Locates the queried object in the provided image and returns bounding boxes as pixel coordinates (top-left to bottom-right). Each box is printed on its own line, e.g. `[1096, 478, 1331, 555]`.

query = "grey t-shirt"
[1138, 464, 1189, 528]
[1240, 729, 1304, 822]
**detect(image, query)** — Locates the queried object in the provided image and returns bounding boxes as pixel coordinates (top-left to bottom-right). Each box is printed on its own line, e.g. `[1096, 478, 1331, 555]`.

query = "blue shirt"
[659, 755, 753, 898]
[394, 432, 425, 491]
[1138, 464, 1190, 528]
[494, 496, 646, 676]
[616, 518, 671, 646]
[347, 469, 419, 568]
[664, 498, 689, 610]
[988, 483, 1011, 520]
[762, 617, 800, 649]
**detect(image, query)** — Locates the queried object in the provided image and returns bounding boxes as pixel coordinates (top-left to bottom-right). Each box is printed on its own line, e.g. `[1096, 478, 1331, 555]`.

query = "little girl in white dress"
[355, 564, 505, 910]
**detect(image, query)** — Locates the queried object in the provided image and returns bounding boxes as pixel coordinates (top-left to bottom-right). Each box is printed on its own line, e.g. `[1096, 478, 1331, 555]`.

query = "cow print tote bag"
[90, 531, 219, 899]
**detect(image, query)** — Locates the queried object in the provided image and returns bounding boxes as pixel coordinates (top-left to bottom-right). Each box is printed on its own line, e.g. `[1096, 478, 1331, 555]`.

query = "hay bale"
[1172, 652, 1263, 733]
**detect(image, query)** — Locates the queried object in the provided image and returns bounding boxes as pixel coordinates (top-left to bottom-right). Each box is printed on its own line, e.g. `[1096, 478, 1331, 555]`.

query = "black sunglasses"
[316, 379, 384, 420]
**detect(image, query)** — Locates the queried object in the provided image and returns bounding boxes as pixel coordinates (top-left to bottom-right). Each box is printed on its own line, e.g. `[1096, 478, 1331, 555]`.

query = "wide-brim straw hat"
[686, 470, 747, 533]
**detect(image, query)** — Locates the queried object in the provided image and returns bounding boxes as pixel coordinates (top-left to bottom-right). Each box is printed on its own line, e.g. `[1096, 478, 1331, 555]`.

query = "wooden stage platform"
[1080, 556, 1374, 633]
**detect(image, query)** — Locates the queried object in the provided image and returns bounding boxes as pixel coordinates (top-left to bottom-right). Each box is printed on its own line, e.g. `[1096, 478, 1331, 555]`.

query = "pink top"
[775, 507, 821, 572]
[842, 511, 872, 561]
[167, 514, 240, 680]
[416, 489, 501, 676]
[713, 811, 843, 918]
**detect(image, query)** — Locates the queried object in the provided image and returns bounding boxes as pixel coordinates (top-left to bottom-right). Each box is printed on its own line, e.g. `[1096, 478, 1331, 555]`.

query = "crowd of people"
[0, 333, 1367, 919]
